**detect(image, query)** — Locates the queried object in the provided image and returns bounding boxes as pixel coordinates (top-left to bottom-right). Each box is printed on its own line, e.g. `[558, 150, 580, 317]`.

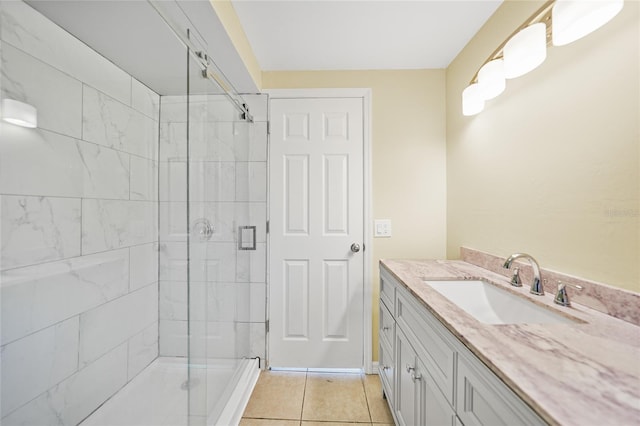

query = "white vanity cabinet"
[379, 267, 546, 426]
[396, 327, 456, 426]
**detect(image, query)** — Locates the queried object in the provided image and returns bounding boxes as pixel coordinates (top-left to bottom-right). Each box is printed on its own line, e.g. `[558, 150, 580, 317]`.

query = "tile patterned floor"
[241, 370, 394, 426]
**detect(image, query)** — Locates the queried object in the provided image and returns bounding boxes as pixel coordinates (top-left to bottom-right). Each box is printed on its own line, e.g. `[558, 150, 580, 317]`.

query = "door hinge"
[266, 220, 270, 234]
[265, 320, 269, 333]
[267, 121, 271, 135]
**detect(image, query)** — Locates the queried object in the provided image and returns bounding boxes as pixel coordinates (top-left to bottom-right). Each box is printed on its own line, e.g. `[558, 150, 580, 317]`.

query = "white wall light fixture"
[461, 0, 624, 116]
[1, 99, 38, 128]
[552, 0, 624, 46]
[462, 83, 485, 116]
[503, 23, 547, 79]
[477, 59, 506, 100]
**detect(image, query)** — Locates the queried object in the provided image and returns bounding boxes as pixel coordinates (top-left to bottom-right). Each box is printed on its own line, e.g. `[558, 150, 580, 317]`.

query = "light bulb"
[462, 84, 485, 116]
[552, 0, 624, 46]
[478, 59, 506, 100]
[503, 23, 547, 79]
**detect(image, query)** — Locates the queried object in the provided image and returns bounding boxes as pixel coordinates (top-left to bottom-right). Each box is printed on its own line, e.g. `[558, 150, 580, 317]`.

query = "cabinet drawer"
[379, 302, 395, 349]
[457, 351, 545, 426]
[396, 288, 456, 406]
[380, 269, 396, 315]
[379, 337, 395, 403]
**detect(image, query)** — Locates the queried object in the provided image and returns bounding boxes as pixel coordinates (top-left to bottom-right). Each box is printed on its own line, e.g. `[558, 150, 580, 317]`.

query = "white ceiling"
[24, 0, 503, 95]
[26, 0, 260, 94]
[231, 0, 503, 71]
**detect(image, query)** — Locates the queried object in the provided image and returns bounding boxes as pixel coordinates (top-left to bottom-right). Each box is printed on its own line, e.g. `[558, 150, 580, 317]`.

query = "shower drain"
[181, 378, 201, 390]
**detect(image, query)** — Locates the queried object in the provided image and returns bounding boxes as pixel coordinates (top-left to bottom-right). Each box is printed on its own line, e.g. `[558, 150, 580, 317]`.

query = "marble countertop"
[380, 259, 640, 426]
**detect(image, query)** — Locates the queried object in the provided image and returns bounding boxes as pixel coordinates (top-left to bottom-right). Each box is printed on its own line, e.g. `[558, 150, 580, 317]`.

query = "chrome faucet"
[554, 281, 583, 307]
[509, 267, 522, 287]
[503, 253, 544, 295]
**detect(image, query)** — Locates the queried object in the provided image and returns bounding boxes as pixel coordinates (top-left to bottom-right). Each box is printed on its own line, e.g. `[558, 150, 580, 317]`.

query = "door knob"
[350, 243, 361, 253]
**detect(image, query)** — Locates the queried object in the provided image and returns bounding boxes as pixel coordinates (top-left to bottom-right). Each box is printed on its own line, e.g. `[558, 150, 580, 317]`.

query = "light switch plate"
[374, 219, 392, 238]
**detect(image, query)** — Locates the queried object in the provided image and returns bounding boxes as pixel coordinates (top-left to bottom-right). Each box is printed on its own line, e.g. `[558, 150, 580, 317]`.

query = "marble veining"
[0, 316, 79, 417]
[82, 85, 158, 161]
[1, 343, 129, 426]
[0, 1, 132, 105]
[159, 121, 187, 162]
[76, 141, 130, 200]
[381, 258, 640, 426]
[0, 127, 85, 198]
[0, 249, 130, 345]
[1, 195, 81, 270]
[81, 199, 156, 254]
[130, 156, 158, 201]
[1, 42, 83, 139]
[131, 79, 160, 120]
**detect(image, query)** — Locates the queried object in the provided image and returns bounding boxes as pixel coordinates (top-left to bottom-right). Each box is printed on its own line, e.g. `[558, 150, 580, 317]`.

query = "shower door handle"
[239, 226, 256, 250]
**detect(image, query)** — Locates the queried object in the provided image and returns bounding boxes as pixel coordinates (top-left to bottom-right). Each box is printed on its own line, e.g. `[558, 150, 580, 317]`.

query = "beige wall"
[216, 0, 639, 364]
[263, 70, 448, 360]
[446, 1, 639, 291]
[209, 0, 262, 88]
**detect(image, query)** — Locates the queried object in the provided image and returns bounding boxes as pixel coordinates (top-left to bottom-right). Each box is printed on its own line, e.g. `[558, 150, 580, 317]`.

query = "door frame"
[265, 88, 373, 373]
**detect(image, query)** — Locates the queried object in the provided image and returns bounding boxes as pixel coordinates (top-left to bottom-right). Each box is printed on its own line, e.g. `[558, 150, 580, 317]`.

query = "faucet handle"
[510, 267, 522, 287]
[554, 281, 583, 307]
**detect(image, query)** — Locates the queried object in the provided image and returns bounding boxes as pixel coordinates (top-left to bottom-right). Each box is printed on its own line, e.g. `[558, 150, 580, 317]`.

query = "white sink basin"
[424, 280, 575, 325]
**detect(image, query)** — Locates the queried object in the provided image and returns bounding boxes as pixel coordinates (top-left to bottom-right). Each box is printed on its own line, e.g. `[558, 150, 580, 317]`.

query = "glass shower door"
[186, 52, 254, 424]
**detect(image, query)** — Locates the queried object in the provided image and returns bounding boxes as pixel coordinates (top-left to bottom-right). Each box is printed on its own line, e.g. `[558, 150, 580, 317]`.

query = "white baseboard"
[370, 361, 379, 374]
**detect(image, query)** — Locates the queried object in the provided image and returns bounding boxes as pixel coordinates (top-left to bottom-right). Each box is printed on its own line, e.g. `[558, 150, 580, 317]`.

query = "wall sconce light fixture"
[478, 59, 506, 100]
[462, 0, 624, 116]
[552, 0, 624, 45]
[462, 83, 485, 116]
[1, 99, 38, 128]
[503, 22, 547, 79]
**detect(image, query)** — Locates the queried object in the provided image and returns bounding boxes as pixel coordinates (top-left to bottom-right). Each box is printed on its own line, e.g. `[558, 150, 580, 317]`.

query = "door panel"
[269, 97, 364, 368]
[283, 260, 309, 339]
[284, 155, 309, 234]
[324, 155, 349, 234]
[323, 260, 349, 340]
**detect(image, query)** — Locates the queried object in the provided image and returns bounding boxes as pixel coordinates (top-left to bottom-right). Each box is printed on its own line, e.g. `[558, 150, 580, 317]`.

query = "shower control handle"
[350, 243, 361, 253]
[192, 218, 214, 241]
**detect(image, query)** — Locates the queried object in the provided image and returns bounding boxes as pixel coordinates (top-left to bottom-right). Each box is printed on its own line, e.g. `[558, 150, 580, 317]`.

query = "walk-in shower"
[0, 1, 266, 425]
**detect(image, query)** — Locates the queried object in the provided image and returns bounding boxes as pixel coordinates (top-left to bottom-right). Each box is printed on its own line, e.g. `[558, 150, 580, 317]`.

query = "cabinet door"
[457, 353, 545, 426]
[419, 358, 456, 426]
[395, 328, 421, 426]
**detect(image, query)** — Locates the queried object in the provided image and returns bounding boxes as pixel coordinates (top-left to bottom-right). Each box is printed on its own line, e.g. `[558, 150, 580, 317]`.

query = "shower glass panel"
[181, 44, 254, 425]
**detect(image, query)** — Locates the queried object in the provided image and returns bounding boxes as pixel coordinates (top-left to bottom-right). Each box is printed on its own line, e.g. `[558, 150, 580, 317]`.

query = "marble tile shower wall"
[0, 3, 159, 425]
[158, 94, 268, 363]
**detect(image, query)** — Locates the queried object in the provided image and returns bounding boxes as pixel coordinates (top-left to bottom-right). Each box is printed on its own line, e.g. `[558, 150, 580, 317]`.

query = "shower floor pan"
[80, 357, 258, 426]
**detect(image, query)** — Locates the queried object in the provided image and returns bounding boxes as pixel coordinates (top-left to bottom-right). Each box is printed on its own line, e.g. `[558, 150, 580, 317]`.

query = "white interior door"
[269, 97, 364, 368]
